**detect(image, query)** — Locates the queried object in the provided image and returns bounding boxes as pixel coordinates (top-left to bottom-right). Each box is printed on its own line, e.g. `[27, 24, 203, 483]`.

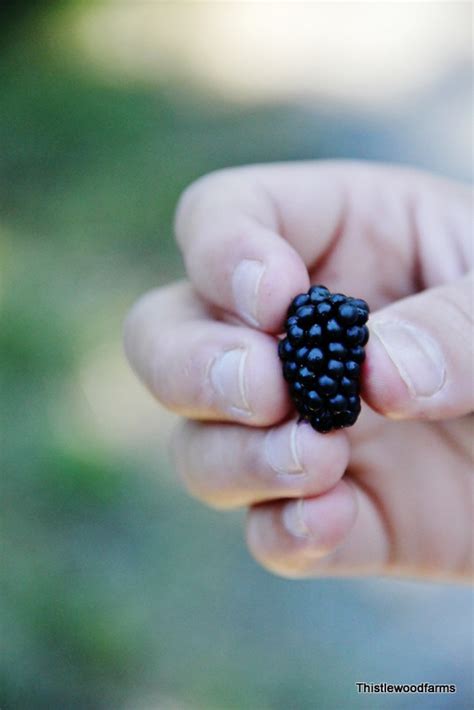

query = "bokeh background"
[1, 1, 473, 708]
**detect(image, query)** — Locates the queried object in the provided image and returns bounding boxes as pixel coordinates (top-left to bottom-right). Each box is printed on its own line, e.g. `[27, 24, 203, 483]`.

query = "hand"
[124, 161, 473, 581]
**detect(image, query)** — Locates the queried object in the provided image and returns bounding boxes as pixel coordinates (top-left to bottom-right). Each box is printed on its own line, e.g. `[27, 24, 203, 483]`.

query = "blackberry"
[279, 285, 370, 433]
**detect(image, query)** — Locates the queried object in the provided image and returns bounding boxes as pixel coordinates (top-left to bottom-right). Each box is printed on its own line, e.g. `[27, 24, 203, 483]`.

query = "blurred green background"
[1, 2, 472, 709]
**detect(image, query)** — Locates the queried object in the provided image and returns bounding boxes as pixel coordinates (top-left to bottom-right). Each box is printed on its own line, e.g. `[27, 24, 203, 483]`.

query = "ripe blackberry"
[278, 285, 369, 433]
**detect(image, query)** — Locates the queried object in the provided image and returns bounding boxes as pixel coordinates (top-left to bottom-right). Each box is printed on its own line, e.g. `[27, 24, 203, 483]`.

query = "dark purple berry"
[318, 375, 338, 396]
[295, 346, 309, 362]
[338, 303, 358, 326]
[344, 327, 359, 345]
[306, 390, 324, 412]
[278, 286, 369, 433]
[295, 305, 316, 326]
[287, 324, 305, 345]
[316, 301, 332, 320]
[307, 347, 324, 370]
[345, 361, 360, 378]
[348, 395, 361, 413]
[350, 345, 366, 363]
[326, 318, 344, 340]
[327, 359, 345, 378]
[299, 366, 315, 383]
[291, 380, 304, 394]
[310, 409, 333, 433]
[333, 409, 358, 428]
[278, 338, 293, 361]
[283, 361, 298, 382]
[350, 298, 370, 324]
[291, 381, 305, 401]
[328, 394, 348, 413]
[345, 325, 366, 346]
[309, 285, 330, 302]
[328, 342, 348, 360]
[351, 298, 369, 314]
[307, 323, 323, 345]
[288, 293, 310, 316]
[286, 315, 299, 328]
[359, 325, 369, 346]
[340, 376, 359, 395]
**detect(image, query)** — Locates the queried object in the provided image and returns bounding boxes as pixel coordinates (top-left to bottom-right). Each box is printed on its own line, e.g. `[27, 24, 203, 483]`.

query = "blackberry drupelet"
[278, 285, 370, 433]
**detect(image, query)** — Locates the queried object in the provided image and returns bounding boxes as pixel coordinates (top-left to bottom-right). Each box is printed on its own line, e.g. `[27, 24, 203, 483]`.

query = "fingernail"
[209, 348, 251, 416]
[372, 320, 446, 397]
[264, 422, 304, 476]
[232, 259, 265, 326]
[282, 499, 312, 539]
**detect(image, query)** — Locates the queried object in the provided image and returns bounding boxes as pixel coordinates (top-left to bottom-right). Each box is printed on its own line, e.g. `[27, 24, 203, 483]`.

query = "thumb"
[362, 273, 473, 420]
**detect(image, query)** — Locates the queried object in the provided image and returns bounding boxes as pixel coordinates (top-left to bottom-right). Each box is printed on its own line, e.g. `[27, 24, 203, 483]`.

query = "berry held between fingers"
[278, 285, 370, 433]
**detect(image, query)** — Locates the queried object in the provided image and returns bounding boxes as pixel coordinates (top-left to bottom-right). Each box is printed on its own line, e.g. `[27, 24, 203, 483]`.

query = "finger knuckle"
[174, 169, 235, 247]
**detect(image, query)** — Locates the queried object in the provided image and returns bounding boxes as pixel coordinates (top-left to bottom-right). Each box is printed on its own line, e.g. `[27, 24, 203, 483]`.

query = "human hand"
[124, 161, 473, 581]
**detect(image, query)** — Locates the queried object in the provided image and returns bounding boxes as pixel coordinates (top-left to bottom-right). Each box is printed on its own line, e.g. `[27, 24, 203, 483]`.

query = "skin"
[124, 161, 473, 582]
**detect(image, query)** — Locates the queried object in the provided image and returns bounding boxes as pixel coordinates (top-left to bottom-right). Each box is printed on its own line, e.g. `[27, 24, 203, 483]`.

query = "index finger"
[174, 164, 312, 333]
